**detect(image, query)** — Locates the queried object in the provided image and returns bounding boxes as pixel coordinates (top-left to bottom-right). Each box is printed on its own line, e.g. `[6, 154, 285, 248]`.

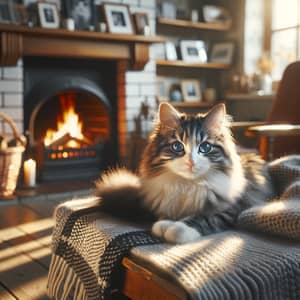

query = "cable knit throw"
[48, 155, 300, 300]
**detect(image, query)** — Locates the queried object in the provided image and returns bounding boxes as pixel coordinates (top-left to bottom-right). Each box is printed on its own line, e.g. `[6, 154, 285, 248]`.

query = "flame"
[44, 94, 85, 148]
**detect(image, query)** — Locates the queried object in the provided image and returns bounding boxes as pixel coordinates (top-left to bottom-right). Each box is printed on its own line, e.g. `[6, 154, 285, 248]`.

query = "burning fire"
[44, 94, 86, 148]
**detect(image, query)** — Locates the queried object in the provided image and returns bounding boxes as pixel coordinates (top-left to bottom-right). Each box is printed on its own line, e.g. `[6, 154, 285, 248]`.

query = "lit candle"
[24, 159, 36, 187]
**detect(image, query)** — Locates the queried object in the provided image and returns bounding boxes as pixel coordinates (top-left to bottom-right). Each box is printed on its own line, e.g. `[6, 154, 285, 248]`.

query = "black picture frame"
[0, 0, 16, 24]
[63, 0, 94, 30]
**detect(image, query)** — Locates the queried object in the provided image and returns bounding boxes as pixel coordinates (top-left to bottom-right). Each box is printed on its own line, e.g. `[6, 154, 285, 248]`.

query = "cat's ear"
[159, 102, 180, 129]
[204, 103, 226, 134]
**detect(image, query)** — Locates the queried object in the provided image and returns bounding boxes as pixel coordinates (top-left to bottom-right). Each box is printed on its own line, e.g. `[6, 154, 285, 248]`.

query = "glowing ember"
[44, 94, 86, 148]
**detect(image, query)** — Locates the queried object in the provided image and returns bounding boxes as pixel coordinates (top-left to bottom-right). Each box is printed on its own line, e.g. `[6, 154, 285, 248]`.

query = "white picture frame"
[180, 40, 207, 63]
[38, 2, 59, 29]
[210, 42, 234, 64]
[181, 80, 202, 102]
[165, 42, 177, 60]
[103, 3, 134, 35]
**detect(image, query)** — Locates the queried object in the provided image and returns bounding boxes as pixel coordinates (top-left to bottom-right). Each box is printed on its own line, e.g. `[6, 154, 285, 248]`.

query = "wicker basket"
[0, 112, 26, 197]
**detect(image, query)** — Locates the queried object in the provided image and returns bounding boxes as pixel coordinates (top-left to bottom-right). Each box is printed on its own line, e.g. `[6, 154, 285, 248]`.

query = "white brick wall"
[0, 61, 24, 137]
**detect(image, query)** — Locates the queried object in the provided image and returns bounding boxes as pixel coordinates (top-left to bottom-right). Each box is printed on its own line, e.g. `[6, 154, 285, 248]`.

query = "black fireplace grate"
[40, 143, 104, 181]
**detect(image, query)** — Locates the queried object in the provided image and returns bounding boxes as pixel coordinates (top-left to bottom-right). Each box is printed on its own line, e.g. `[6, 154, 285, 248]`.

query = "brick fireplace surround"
[0, 0, 159, 200]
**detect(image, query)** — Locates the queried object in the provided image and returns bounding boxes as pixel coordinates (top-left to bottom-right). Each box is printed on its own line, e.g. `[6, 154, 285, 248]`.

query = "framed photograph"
[14, 4, 29, 25]
[0, 0, 16, 24]
[169, 83, 183, 102]
[165, 42, 177, 61]
[38, 2, 59, 29]
[63, 0, 93, 31]
[210, 42, 234, 64]
[133, 12, 149, 34]
[181, 80, 202, 102]
[103, 3, 134, 34]
[180, 40, 207, 63]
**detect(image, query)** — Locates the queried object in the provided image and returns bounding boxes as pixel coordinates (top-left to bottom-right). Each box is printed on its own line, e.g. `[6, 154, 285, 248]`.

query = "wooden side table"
[246, 124, 300, 160]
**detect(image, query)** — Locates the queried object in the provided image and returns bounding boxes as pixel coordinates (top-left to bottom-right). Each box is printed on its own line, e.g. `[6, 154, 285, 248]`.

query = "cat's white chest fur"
[141, 172, 210, 220]
[141, 166, 245, 220]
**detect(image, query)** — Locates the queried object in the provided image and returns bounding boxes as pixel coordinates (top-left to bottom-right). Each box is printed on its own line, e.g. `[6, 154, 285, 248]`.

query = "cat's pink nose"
[187, 159, 194, 170]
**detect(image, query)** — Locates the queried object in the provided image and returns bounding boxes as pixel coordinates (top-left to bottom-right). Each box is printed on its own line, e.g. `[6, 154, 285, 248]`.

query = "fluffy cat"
[96, 102, 274, 244]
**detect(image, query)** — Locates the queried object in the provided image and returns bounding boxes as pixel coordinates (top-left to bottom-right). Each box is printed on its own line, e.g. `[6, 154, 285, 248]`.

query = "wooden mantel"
[0, 24, 165, 70]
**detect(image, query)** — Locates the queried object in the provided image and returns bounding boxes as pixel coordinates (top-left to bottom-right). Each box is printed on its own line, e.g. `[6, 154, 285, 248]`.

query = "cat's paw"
[152, 220, 201, 244]
[152, 220, 175, 239]
[164, 222, 201, 244]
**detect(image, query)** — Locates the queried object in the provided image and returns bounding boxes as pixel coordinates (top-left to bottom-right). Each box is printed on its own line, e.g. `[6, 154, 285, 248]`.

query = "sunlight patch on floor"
[0, 218, 54, 243]
[0, 236, 51, 272]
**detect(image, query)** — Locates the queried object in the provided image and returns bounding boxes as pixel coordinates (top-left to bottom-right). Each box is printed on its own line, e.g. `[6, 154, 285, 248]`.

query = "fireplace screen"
[32, 91, 110, 181]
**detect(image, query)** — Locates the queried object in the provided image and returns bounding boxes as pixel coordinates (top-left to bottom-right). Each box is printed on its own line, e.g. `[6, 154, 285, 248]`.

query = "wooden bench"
[120, 257, 187, 300]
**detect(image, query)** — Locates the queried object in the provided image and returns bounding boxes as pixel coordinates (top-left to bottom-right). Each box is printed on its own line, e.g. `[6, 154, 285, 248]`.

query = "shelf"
[156, 60, 230, 70]
[226, 93, 274, 101]
[157, 18, 231, 31]
[169, 101, 214, 108]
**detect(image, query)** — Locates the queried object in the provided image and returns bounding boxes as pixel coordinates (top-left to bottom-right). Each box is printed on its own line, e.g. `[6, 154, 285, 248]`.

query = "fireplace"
[23, 57, 122, 182]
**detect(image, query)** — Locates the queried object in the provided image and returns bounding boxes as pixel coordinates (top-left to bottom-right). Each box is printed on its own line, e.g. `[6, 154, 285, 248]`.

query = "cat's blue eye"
[171, 141, 184, 152]
[198, 141, 212, 154]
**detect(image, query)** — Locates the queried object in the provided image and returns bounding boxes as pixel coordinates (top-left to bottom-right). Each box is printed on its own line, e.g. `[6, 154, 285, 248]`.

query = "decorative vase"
[259, 73, 272, 94]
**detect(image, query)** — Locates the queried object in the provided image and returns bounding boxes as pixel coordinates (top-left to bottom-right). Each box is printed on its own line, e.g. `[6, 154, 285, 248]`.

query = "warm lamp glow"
[44, 94, 85, 148]
[258, 124, 295, 131]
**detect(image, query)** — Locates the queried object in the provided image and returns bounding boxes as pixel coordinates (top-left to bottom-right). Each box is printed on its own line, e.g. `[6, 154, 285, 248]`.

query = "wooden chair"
[239, 61, 300, 160]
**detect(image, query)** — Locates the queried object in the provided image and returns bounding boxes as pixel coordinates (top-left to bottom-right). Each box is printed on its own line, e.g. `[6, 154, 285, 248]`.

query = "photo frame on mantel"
[63, 0, 94, 31]
[0, 0, 17, 24]
[37, 2, 60, 29]
[103, 3, 134, 34]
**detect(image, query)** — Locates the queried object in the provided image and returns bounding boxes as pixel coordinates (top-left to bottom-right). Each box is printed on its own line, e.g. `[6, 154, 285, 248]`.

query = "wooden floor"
[0, 197, 62, 299]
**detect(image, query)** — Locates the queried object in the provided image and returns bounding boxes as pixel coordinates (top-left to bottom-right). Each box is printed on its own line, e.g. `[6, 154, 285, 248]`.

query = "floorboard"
[0, 283, 16, 300]
[0, 204, 43, 229]
[20, 199, 60, 219]
[0, 237, 50, 299]
[0, 199, 60, 299]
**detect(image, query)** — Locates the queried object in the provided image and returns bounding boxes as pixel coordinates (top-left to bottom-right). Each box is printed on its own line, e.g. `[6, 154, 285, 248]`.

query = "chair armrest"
[231, 121, 266, 130]
[246, 124, 300, 137]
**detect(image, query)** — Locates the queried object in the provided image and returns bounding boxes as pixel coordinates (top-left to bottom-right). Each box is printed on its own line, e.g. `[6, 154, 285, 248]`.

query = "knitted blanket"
[48, 156, 300, 300]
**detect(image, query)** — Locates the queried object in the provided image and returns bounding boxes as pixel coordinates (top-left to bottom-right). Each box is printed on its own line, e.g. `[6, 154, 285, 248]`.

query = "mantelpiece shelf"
[156, 60, 230, 70]
[157, 18, 231, 31]
[0, 24, 165, 43]
[0, 24, 165, 69]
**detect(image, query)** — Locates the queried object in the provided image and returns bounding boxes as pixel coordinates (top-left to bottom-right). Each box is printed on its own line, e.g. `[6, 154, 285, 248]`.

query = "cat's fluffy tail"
[94, 169, 155, 222]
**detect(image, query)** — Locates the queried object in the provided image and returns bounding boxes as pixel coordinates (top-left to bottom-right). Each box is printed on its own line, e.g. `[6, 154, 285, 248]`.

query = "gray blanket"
[48, 155, 300, 300]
